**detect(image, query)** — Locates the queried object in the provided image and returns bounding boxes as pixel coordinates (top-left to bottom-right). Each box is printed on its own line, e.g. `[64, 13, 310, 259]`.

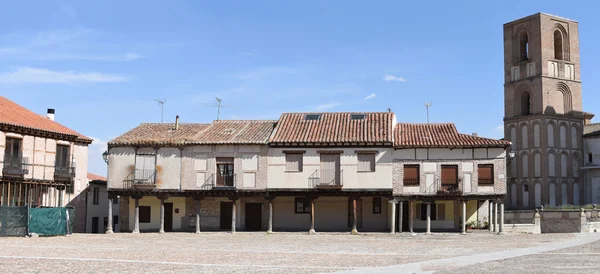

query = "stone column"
[398, 201, 403, 234]
[488, 200, 494, 232]
[461, 200, 467, 235]
[389, 199, 396, 234]
[159, 197, 165, 234]
[309, 198, 316, 234]
[195, 198, 202, 234]
[266, 196, 274, 234]
[426, 202, 431, 235]
[231, 198, 238, 234]
[351, 198, 358, 235]
[499, 202, 505, 234]
[579, 208, 587, 233]
[409, 200, 415, 235]
[493, 201, 498, 232]
[106, 196, 114, 234]
[133, 197, 140, 234]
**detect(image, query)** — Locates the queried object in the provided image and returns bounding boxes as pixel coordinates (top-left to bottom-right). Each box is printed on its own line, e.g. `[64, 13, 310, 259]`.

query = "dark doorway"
[402, 201, 409, 232]
[91, 217, 99, 234]
[216, 158, 235, 187]
[164, 203, 173, 232]
[220, 202, 233, 230]
[245, 203, 262, 231]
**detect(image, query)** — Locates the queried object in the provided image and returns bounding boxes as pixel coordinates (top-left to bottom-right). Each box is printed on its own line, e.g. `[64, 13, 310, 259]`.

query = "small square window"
[350, 114, 365, 120]
[357, 153, 375, 172]
[373, 198, 381, 214]
[295, 197, 311, 214]
[285, 153, 303, 172]
[305, 114, 321, 121]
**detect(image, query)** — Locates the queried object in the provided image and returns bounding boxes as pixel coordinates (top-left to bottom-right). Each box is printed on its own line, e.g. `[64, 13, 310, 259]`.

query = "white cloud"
[315, 102, 341, 110]
[0, 67, 128, 84]
[364, 93, 377, 100]
[494, 124, 504, 132]
[40, 52, 144, 61]
[383, 74, 407, 82]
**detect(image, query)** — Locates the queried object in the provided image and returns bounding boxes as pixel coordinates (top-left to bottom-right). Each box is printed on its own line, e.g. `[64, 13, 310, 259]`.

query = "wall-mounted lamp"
[102, 150, 109, 164]
[507, 149, 516, 162]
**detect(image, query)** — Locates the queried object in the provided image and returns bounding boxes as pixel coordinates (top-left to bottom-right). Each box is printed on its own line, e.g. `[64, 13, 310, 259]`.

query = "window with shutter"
[294, 197, 311, 213]
[478, 164, 494, 184]
[403, 165, 420, 185]
[357, 153, 375, 172]
[285, 153, 303, 172]
[441, 165, 458, 185]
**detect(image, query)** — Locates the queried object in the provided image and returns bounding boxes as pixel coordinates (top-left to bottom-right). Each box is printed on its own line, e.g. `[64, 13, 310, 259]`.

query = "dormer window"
[350, 114, 365, 120]
[305, 114, 321, 121]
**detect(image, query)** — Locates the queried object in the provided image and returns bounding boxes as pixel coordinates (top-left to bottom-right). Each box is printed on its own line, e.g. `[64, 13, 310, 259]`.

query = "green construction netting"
[67, 207, 75, 235]
[29, 207, 66, 236]
[0, 206, 28, 236]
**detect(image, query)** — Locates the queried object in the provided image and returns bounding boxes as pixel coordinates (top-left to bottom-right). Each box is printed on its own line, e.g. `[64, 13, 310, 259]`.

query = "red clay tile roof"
[191, 120, 276, 144]
[0, 96, 92, 143]
[108, 123, 210, 146]
[270, 112, 394, 144]
[87, 173, 107, 182]
[394, 123, 511, 148]
[584, 123, 600, 137]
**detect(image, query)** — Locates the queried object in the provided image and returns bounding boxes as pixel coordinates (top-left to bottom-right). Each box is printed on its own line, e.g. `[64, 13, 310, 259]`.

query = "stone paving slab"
[0, 231, 575, 273]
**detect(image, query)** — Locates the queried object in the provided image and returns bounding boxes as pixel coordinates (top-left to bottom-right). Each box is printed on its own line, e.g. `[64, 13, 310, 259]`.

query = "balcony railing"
[403, 178, 419, 185]
[200, 173, 236, 190]
[478, 179, 494, 184]
[423, 179, 462, 195]
[54, 166, 75, 179]
[123, 169, 156, 189]
[309, 169, 343, 189]
[2, 157, 31, 177]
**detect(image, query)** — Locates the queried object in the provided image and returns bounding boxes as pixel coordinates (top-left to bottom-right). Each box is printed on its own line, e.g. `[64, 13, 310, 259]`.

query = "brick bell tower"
[503, 13, 584, 209]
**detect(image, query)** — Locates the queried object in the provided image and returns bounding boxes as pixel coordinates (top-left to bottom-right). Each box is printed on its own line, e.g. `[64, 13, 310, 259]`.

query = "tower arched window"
[554, 30, 563, 60]
[519, 32, 529, 61]
[521, 91, 531, 115]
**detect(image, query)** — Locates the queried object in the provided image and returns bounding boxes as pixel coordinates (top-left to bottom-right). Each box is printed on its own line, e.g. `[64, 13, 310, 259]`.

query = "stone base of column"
[461, 232, 467, 235]
[105, 229, 114, 234]
[351, 229, 358, 235]
[132, 230, 140, 234]
[308, 229, 316, 235]
[195, 230, 201, 234]
[426, 232, 432, 235]
[266, 230, 273, 235]
[498, 231, 506, 235]
[159, 230, 165, 234]
[411, 233, 417, 236]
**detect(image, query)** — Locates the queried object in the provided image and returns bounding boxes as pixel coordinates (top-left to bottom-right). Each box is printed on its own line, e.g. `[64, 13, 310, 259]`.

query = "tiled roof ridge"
[213, 119, 278, 123]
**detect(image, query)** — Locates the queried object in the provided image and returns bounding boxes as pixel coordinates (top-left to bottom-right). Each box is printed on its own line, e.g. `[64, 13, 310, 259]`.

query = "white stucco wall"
[86, 182, 120, 233]
[267, 148, 393, 189]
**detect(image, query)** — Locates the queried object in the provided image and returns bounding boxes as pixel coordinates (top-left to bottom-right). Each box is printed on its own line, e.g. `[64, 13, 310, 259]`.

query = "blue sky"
[1, 0, 599, 176]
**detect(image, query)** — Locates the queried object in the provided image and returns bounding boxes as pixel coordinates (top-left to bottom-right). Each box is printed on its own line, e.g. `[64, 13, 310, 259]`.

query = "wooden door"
[245, 203, 262, 231]
[320, 153, 341, 186]
[220, 202, 233, 229]
[164, 203, 173, 232]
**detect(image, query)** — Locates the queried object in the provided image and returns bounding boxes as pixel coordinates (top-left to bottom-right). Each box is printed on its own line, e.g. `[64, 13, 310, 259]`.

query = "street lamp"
[102, 150, 109, 164]
[507, 149, 516, 161]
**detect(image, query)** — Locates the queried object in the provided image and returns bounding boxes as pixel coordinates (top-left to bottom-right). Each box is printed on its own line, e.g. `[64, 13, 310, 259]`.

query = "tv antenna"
[424, 102, 432, 124]
[154, 99, 166, 122]
[202, 97, 234, 120]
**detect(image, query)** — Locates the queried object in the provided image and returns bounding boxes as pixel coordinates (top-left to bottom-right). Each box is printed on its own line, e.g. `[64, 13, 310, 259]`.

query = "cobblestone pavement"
[0, 231, 580, 273]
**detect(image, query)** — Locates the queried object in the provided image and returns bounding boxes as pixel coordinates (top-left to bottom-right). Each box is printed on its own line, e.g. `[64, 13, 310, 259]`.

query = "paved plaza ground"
[0, 231, 599, 273]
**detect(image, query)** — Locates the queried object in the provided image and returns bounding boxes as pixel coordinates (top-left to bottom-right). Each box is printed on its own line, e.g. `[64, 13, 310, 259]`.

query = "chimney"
[175, 115, 179, 130]
[47, 109, 55, 121]
[472, 133, 478, 137]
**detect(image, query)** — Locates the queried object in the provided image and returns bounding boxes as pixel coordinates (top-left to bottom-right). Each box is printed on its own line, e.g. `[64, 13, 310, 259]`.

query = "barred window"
[478, 164, 494, 184]
[403, 165, 419, 185]
[295, 197, 311, 214]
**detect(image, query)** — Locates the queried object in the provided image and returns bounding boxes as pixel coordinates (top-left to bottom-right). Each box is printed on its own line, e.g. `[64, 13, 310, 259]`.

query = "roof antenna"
[215, 97, 222, 121]
[154, 99, 166, 123]
[387, 108, 392, 113]
[424, 102, 432, 124]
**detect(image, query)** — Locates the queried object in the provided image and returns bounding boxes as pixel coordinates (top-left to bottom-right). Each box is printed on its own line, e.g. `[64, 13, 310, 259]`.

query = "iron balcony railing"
[200, 173, 236, 190]
[123, 169, 156, 189]
[2, 157, 31, 176]
[424, 179, 462, 195]
[54, 166, 75, 179]
[309, 169, 343, 188]
[403, 178, 419, 185]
